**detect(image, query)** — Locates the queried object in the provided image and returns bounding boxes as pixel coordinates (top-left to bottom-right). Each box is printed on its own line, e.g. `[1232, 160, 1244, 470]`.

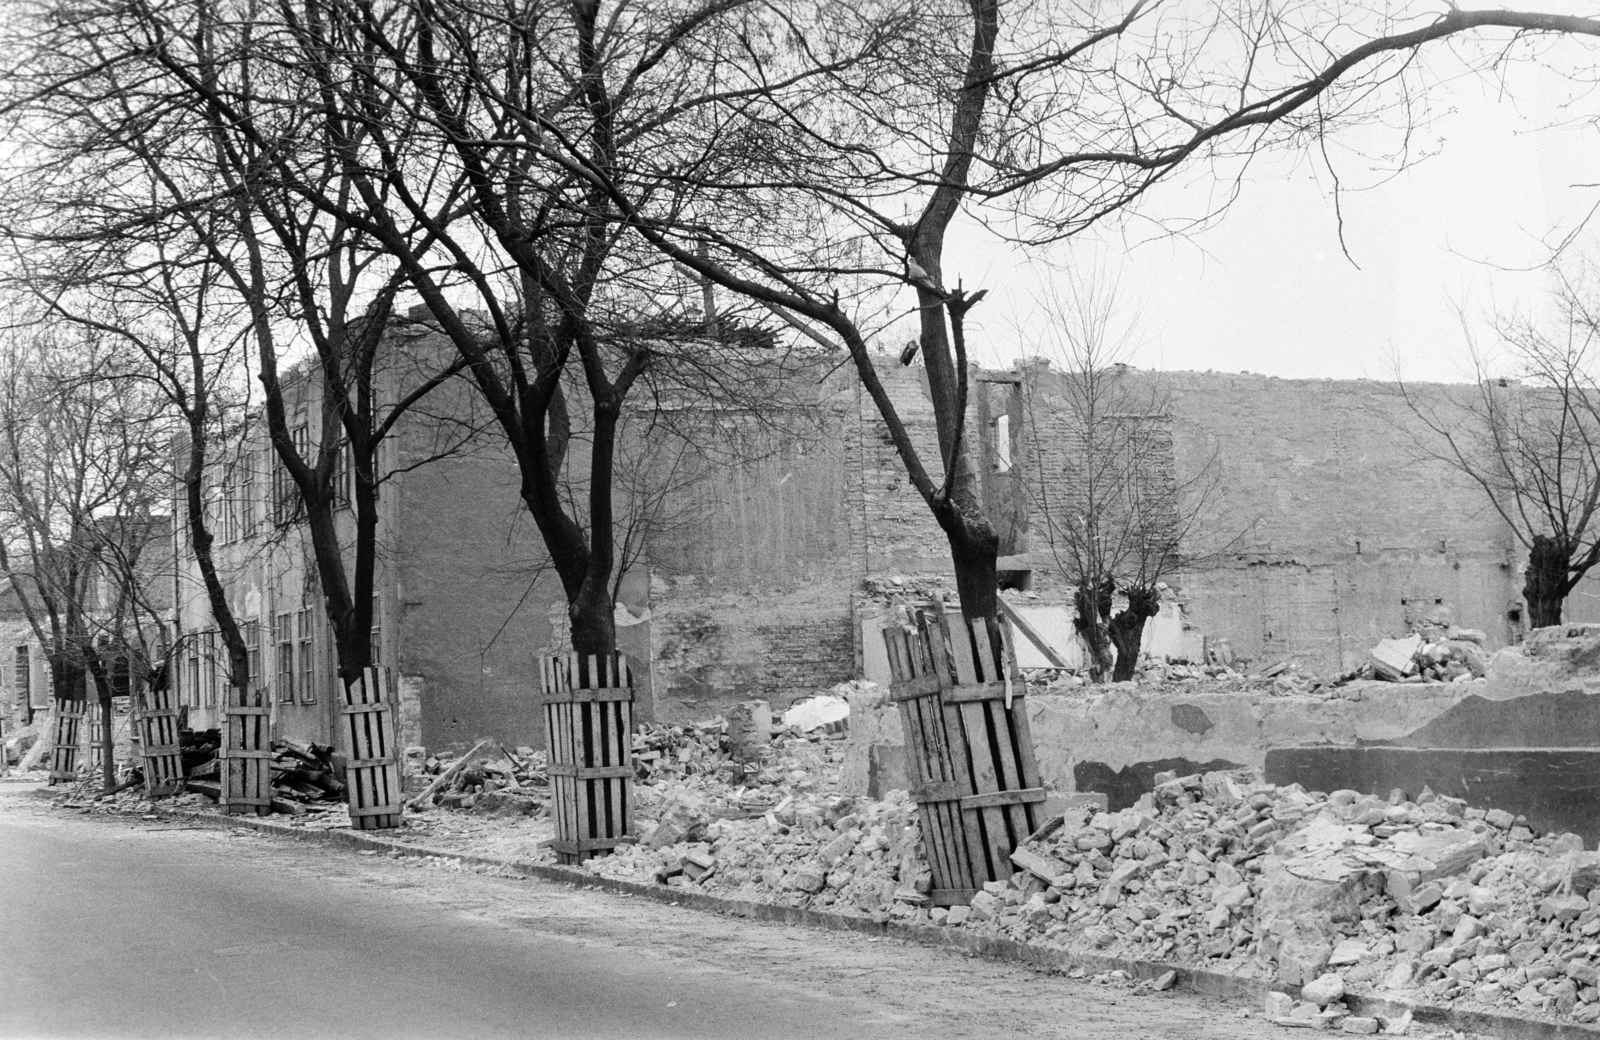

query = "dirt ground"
[1, 786, 1483, 1040]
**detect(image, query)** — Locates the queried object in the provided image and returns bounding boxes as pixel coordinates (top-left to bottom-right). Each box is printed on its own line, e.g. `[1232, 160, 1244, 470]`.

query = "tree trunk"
[86, 656, 115, 793]
[1108, 586, 1162, 683]
[1073, 583, 1114, 683]
[569, 593, 616, 657]
[1524, 533, 1571, 629]
[947, 523, 1000, 627]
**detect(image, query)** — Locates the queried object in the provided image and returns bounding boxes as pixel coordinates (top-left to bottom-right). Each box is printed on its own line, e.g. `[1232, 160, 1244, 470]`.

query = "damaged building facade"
[165, 317, 1587, 756]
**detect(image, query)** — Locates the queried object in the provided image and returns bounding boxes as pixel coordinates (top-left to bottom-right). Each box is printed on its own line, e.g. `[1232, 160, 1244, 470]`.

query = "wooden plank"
[958, 699, 1012, 881]
[919, 799, 953, 896]
[930, 887, 979, 908]
[996, 597, 1070, 668]
[545, 763, 633, 780]
[948, 612, 980, 689]
[910, 780, 963, 804]
[960, 787, 1047, 810]
[942, 681, 1009, 704]
[889, 673, 944, 700]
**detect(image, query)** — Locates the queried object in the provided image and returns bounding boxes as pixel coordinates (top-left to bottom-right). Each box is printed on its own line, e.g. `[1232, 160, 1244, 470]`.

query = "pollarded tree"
[1020, 274, 1227, 682]
[1400, 265, 1600, 629]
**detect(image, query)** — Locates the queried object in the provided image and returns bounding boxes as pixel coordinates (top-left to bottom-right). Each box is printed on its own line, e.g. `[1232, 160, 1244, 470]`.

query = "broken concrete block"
[725, 700, 772, 763]
[1381, 960, 1415, 990]
[1277, 932, 1334, 987]
[1328, 939, 1367, 966]
[968, 890, 1002, 921]
[944, 904, 971, 926]
[788, 867, 827, 894]
[1341, 1017, 1379, 1035]
[1010, 847, 1071, 885]
[1301, 973, 1345, 1007]
[1406, 883, 1442, 914]
[647, 802, 711, 848]
[1485, 808, 1515, 830]
[1540, 894, 1589, 923]
[1369, 635, 1422, 681]
[1265, 991, 1295, 1018]
[1382, 1010, 1412, 1035]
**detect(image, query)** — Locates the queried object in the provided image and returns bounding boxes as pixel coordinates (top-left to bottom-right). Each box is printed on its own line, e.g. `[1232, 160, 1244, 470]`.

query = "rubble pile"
[949, 770, 1600, 1026]
[1366, 629, 1488, 684]
[575, 721, 936, 917]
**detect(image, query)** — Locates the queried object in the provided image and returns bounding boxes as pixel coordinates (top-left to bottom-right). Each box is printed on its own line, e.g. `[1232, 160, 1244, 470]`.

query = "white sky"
[947, 32, 1600, 383]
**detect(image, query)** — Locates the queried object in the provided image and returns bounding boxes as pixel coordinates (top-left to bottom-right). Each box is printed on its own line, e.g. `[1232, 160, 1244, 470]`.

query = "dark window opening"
[998, 570, 1032, 592]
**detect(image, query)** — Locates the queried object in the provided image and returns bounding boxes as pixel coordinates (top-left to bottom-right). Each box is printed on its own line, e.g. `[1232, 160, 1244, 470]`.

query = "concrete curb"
[35, 788, 1600, 1040]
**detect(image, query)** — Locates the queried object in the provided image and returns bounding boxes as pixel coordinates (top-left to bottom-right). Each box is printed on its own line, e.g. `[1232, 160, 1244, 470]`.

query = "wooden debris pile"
[178, 728, 221, 779]
[408, 740, 548, 814]
[269, 739, 345, 805]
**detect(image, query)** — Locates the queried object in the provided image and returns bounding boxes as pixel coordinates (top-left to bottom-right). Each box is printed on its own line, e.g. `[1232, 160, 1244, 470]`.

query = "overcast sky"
[946, 34, 1600, 384]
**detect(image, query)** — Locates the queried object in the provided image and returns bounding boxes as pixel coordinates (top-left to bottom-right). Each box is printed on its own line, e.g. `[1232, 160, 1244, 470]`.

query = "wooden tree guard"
[341, 667, 402, 830]
[88, 709, 103, 773]
[541, 652, 635, 865]
[220, 690, 272, 816]
[47, 698, 85, 785]
[137, 681, 183, 795]
[883, 601, 1046, 906]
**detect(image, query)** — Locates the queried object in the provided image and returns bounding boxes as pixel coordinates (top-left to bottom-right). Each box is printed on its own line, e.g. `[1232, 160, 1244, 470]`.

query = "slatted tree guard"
[220, 690, 272, 816]
[883, 601, 1046, 906]
[541, 652, 635, 865]
[137, 678, 183, 795]
[47, 698, 85, 785]
[340, 667, 403, 830]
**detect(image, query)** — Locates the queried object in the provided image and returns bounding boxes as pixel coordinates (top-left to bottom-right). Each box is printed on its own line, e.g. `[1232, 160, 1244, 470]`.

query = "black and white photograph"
[4, 1, 1600, 1037]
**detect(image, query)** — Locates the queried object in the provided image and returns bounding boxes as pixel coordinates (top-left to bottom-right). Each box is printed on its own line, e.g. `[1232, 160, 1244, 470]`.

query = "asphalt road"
[0, 790, 931, 1040]
[0, 785, 1306, 1040]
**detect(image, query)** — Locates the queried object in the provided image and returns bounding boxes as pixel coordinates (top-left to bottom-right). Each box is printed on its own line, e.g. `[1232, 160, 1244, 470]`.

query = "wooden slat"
[545, 763, 634, 779]
[942, 681, 1009, 704]
[541, 686, 632, 704]
[889, 673, 944, 700]
[960, 787, 1047, 809]
[958, 700, 1011, 879]
[910, 780, 964, 804]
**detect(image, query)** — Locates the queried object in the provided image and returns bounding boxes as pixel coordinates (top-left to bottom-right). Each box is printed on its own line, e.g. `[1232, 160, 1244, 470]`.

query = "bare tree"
[1020, 274, 1227, 682]
[0, 326, 171, 789]
[1399, 265, 1600, 629]
[560, 0, 1600, 640]
[0, 12, 481, 716]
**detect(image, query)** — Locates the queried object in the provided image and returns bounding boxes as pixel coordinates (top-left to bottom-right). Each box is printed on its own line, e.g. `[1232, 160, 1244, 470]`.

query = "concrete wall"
[848, 627, 1600, 844]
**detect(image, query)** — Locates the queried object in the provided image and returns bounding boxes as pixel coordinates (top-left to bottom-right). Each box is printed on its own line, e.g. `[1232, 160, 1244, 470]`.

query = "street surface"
[0, 783, 1351, 1040]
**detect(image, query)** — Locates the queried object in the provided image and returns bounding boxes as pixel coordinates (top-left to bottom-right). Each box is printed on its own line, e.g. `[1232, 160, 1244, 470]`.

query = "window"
[298, 607, 315, 704]
[185, 640, 200, 708]
[334, 440, 352, 509]
[273, 425, 310, 524]
[275, 612, 295, 703]
[13, 646, 27, 708]
[994, 414, 1012, 473]
[36, 656, 51, 709]
[243, 620, 262, 693]
[200, 631, 216, 707]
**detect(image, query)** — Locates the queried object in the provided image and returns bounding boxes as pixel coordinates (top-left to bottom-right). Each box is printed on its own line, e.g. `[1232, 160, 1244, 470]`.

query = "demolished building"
[157, 314, 1594, 758]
